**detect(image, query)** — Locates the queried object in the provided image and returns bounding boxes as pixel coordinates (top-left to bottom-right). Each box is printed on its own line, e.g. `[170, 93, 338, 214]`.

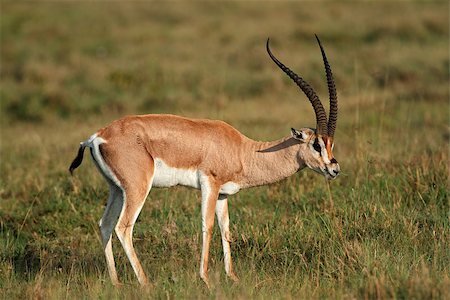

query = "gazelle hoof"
[200, 274, 211, 289]
[228, 272, 239, 283]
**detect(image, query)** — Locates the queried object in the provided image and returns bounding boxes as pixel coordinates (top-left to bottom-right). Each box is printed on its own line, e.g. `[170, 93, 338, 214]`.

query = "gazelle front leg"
[216, 194, 239, 282]
[199, 176, 219, 287]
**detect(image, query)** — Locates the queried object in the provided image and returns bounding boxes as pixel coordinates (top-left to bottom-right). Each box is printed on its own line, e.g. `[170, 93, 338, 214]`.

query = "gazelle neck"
[239, 136, 305, 189]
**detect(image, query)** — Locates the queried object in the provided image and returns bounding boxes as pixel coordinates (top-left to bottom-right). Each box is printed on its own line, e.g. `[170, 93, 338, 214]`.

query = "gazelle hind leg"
[115, 179, 153, 286]
[216, 195, 239, 282]
[99, 184, 124, 286]
[89, 138, 126, 285]
[97, 139, 155, 286]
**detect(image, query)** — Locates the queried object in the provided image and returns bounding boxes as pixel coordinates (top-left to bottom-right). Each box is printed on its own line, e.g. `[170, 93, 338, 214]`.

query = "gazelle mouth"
[323, 168, 339, 180]
[316, 168, 333, 179]
[327, 173, 338, 179]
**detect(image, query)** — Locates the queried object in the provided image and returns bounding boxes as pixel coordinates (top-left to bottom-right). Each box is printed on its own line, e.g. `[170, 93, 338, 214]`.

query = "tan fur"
[98, 114, 305, 189]
[84, 113, 339, 286]
[71, 35, 342, 287]
[325, 136, 334, 160]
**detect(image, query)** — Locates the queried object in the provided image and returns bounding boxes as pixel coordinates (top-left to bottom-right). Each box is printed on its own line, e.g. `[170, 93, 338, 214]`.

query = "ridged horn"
[315, 34, 337, 138]
[266, 38, 328, 137]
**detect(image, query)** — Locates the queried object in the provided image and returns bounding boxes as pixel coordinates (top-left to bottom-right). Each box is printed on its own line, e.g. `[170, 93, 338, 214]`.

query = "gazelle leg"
[97, 141, 155, 286]
[115, 183, 152, 286]
[199, 177, 219, 287]
[99, 184, 124, 286]
[216, 194, 239, 282]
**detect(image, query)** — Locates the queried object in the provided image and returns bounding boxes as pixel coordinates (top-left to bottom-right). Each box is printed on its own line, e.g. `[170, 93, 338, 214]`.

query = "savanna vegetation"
[1, 2, 449, 299]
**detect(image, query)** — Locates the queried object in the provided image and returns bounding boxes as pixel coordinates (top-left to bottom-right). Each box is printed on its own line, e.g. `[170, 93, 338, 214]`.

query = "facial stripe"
[321, 147, 331, 164]
[313, 137, 330, 164]
[313, 138, 321, 152]
[325, 138, 334, 160]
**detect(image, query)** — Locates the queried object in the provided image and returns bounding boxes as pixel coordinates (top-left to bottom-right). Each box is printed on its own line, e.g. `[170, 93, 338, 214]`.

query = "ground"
[1, 2, 449, 299]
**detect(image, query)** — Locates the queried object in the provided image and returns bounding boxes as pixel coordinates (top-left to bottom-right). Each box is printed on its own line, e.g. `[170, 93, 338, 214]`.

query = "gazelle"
[69, 35, 339, 287]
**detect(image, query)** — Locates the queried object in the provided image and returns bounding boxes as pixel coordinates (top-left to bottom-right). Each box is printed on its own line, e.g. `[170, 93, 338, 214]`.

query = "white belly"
[152, 158, 240, 195]
[152, 158, 201, 189]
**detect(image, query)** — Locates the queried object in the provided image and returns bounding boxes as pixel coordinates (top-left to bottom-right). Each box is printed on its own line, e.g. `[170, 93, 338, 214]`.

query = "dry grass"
[1, 1, 449, 299]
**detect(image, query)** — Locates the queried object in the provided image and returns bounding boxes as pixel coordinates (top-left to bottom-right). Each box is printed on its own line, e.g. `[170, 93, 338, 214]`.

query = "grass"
[1, 1, 449, 299]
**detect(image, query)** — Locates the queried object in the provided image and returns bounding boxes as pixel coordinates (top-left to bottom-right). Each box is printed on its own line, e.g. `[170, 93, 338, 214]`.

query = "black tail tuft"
[69, 144, 86, 175]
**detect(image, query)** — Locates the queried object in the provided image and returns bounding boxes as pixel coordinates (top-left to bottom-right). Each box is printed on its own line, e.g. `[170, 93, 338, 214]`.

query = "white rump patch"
[88, 135, 123, 189]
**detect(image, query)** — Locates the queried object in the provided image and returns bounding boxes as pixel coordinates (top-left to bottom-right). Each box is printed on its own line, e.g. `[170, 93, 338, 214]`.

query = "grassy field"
[1, 2, 449, 299]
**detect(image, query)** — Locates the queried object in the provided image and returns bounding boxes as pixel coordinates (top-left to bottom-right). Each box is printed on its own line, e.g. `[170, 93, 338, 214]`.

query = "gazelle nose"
[327, 162, 340, 179]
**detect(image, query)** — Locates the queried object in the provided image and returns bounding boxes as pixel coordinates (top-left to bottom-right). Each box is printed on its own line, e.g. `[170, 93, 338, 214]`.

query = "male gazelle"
[69, 35, 340, 287]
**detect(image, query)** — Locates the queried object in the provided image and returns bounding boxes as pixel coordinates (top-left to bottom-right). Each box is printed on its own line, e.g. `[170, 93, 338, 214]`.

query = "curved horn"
[315, 34, 337, 139]
[266, 38, 328, 137]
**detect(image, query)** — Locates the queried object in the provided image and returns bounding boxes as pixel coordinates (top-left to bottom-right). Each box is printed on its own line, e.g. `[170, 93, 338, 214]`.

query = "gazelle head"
[267, 35, 340, 180]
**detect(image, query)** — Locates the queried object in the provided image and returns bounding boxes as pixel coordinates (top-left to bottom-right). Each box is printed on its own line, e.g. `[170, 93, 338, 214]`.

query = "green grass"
[1, 1, 449, 299]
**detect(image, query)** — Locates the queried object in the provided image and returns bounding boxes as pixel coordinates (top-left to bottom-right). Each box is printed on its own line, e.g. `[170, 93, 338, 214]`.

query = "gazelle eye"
[313, 138, 321, 152]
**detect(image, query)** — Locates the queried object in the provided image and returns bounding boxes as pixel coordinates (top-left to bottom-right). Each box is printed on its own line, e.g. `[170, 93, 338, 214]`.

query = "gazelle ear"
[291, 128, 307, 142]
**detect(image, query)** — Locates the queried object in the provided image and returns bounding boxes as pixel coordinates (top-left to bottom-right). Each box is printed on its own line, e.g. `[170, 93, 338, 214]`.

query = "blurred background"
[1, 2, 448, 298]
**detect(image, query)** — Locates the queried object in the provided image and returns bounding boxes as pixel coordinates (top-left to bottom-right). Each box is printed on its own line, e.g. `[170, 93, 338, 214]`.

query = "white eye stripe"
[321, 150, 331, 164]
